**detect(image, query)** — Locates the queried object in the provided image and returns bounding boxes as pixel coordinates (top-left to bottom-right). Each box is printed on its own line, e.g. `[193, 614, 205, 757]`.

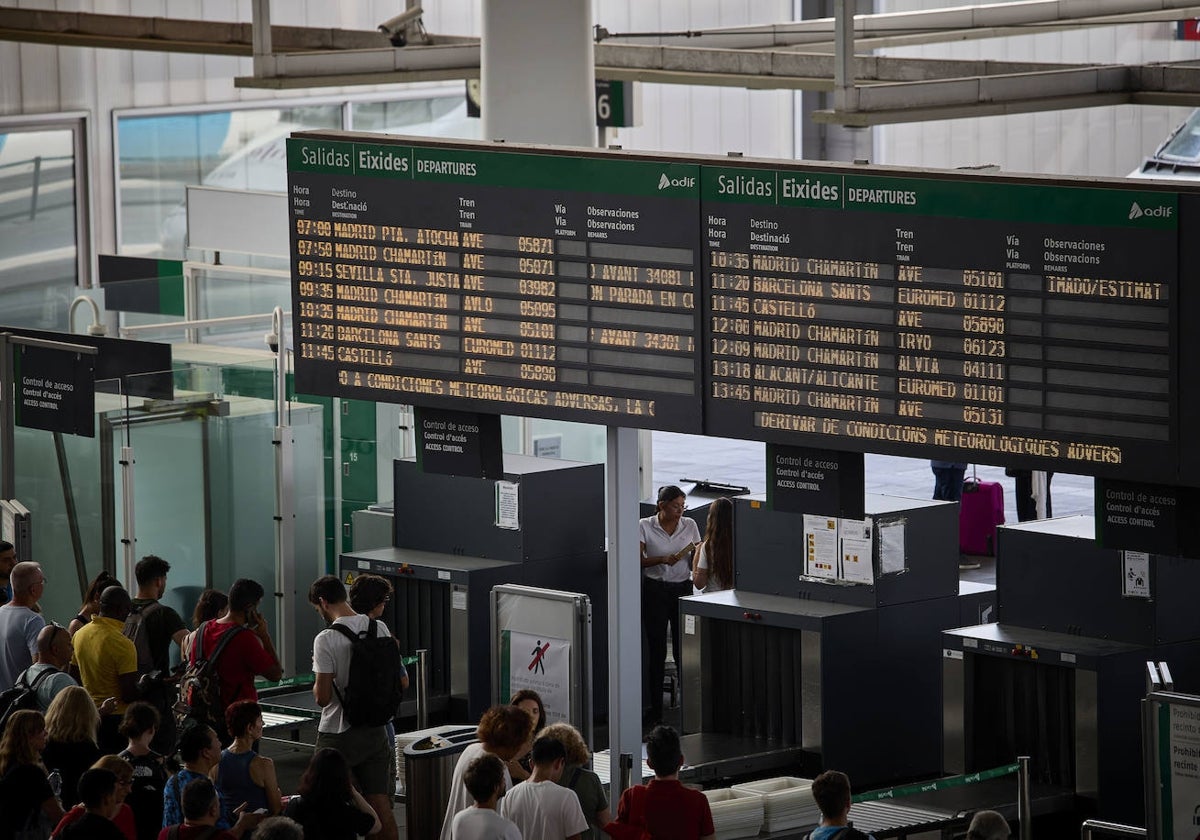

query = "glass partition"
[0, 121, 84, 330]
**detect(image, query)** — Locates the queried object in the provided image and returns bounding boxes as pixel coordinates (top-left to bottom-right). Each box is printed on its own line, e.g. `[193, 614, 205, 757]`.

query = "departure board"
[288, 132, 1198, 483]
[287, 133, 703, 431]
[703, 166, 1180, 481]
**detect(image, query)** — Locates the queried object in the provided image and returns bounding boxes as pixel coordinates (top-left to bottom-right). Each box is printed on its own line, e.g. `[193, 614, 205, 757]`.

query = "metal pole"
[251, 0, 273, 77]
[1018, 755, 1032, 840]
[619, 752, 633, 794]
[416, 648, 430, 728]
[120, 444, 136, 585]
[833, 0, 858, 113]
[1032, 470, 1048, 518]
[0, 333, 13, 501]
[53, 432, 89, 600]
[271, 307, 294, 674]
[29, 156, 41, 220]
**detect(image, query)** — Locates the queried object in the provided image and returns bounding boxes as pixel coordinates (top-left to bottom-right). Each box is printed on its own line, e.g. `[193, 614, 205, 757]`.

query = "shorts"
[315, 725, 394, 796]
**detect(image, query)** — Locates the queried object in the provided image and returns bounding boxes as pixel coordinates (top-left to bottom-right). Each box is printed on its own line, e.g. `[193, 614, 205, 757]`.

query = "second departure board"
[287, 133, 703, 432]
[703, 166, 1179, 481]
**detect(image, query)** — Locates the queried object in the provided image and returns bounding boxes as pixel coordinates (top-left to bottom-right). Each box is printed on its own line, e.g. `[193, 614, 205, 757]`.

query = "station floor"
[265, 436, 1091, 835]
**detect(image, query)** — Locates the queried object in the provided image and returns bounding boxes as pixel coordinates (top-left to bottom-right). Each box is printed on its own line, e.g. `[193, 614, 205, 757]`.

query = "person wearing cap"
[73, 585, 139, 752]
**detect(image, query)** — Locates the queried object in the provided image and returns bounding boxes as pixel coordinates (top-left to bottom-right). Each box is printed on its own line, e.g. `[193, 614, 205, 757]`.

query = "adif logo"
[657, 172, 696, 190]
[1129, 201, 1173, 220]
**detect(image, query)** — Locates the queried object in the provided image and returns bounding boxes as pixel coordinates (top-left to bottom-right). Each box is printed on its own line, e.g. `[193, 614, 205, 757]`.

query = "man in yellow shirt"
[72, 585, 139, 752]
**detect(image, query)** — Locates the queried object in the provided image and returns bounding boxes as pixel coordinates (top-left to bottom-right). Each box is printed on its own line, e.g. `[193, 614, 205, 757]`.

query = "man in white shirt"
[309, 574, 399, 840]
[500, 736, 587, 840]
[0, 562, 47, 690]
[450, 753, 522, 840]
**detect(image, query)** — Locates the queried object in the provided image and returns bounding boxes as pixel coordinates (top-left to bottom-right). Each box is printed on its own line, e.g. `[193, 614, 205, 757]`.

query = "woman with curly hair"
[42, 685, 102, 809]
[692, 496, 734, 593]
[0, 709, 64, 839]
[282, 748, 380, 840]
[542, 722, 612, 839]
[439, 704, 535, 840]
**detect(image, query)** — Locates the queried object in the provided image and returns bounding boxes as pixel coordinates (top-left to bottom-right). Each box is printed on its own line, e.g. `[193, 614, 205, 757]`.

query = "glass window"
[350, 96, 477, 138]
[117, 105, 343, 258]
[0, 125, 82, 330]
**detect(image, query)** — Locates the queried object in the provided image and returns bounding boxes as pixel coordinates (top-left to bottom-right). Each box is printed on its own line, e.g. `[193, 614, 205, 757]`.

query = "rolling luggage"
[960, 475, 1004, 556]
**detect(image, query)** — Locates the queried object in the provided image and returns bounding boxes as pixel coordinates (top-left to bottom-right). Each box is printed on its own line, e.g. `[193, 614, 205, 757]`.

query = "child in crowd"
[449, 754, 521, 840]
[803, 770, 875, 840]
[498, 735, 587, 840]
[609, 725, 714, 840]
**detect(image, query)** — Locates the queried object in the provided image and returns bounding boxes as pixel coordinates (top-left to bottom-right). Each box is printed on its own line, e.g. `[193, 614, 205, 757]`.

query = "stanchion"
[416, 648, 429, 729]
[1018, 755, 1032, 840]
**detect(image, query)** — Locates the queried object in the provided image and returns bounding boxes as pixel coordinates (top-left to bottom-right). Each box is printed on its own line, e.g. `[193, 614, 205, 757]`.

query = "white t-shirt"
[499, 779, 588, 840]
[311, 613, 392, 734]
[441, 742, 513, 840]
[694, 542, 728, 593]
[639, 515, 701, 583]
[451, 807, 523, 840]
[0, 604, 45, 690]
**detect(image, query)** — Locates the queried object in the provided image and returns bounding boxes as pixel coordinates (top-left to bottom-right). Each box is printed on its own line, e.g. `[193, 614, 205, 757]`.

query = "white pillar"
[607, 427, 642, 794]
[481, 0, 595, 147]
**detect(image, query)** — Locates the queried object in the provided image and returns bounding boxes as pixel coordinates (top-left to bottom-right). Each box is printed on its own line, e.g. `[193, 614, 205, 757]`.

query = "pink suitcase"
[960, 477, 1004, 556]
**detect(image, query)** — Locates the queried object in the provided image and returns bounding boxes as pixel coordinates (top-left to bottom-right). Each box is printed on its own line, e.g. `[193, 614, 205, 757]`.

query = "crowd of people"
[0, 546, 407, 840]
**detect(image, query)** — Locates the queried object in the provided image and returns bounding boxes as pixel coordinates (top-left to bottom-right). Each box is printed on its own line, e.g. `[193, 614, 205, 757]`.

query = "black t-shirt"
[130, 599, 187, 673]
[283, 794, 377, 840]
[43, 738, 101, 809]
[57, 811, 128, 840]
[120, 748, 168, 840]
[0, 762, 53, 839]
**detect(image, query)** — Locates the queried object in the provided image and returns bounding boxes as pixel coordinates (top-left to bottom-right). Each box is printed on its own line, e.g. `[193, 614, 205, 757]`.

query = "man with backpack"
[8, 623, 76, 713]
[309, 574, 404, 840]
[189, 579, 281, 745]
[0, 561, 46, 690]
[127, 555, 188, 754]
[804, 770, 876, 840]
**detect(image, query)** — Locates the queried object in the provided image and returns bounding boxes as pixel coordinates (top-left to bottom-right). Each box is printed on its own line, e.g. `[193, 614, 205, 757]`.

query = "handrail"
[1080, 819, 1146, 839]
[118, 310, 290, 337]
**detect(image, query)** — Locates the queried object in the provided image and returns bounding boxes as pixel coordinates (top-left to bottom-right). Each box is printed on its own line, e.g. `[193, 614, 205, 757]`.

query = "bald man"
[0, 562, 47, 689]
[73, 585, 138, 751]
[13, 623, 77, 711]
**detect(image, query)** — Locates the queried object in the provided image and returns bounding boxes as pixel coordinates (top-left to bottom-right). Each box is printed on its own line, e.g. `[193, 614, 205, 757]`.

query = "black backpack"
[122, 600, 163, 673]
[330, 618, 404, 727]
[176, 622, 247, 731]
[0, 666, 56, 734]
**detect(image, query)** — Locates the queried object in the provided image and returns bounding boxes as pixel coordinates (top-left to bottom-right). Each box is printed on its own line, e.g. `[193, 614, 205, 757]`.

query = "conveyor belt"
[596, 734, 807, 788]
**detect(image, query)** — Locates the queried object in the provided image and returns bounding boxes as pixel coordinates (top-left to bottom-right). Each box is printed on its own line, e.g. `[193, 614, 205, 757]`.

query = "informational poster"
[803, 514, 838, 580]
[501, 630, 571, 725]
[879, 520, 907, 575]
[839, 517, 875, 584]
[495, 481, 520, 530]
[1163, 703, 1200, 839]
[1121, 550, 1151, 599]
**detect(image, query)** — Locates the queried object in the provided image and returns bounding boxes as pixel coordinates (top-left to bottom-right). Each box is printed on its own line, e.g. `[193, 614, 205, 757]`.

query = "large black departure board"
[702, 165, 1181, 481]
[288, 131, 1197, 483]
[287, 133, 703, 432]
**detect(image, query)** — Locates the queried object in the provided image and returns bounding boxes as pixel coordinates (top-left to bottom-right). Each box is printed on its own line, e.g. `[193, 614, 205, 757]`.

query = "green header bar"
[702, 165, 1177, 229]
[287, 138, 699, 198]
